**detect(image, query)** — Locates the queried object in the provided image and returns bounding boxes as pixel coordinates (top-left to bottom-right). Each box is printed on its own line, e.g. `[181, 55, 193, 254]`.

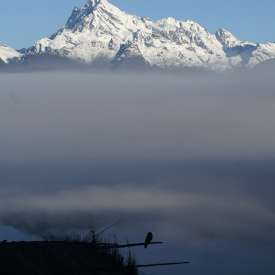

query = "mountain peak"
[87, 0, 101, 7]
[87, 0, 108, 6]
[215, 28, 240, 48]
[0, 44, 21, 63]
[65, 0, 116, 30]
[85, 0, 111, 9]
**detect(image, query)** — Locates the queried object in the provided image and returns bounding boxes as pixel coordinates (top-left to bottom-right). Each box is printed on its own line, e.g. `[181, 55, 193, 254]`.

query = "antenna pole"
[136, 261, 190, 268]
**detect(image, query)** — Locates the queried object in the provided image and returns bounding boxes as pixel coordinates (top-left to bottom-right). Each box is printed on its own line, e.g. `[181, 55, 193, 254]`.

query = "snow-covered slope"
[25, 0, 275, 70]
[0, 44, 21, 63]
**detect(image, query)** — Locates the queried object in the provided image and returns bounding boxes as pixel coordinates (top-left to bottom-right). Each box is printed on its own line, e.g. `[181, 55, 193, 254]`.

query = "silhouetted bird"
[144, 232, 153, 248]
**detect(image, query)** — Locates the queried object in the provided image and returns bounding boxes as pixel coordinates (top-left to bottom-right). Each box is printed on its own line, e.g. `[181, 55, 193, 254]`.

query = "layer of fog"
[0, 70, 275, 274]
[0, 71, 275, 163]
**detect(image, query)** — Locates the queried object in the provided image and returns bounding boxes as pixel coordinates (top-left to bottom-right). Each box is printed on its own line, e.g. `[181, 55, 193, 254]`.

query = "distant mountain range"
[1, 0, 275, 71]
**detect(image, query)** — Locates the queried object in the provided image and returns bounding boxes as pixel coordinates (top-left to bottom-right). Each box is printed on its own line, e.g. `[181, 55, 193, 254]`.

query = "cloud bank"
[0, 69, 275, 274]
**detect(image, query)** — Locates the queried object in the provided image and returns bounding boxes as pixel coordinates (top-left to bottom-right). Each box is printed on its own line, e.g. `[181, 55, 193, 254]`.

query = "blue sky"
[0, 0, 274, 49]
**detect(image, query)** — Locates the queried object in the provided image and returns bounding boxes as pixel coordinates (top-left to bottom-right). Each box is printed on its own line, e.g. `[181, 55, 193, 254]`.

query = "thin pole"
[136, 261, 190, 268]
[99, 241, 163, 249]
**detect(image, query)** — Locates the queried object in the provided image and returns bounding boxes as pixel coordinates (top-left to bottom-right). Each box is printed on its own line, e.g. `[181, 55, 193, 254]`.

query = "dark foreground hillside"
[0, 241, 138, 275]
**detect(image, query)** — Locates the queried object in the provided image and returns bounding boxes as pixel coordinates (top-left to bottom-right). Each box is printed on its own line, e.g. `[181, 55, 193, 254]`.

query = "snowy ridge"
[28, 0, 275, 71]
[3, 0, 275, 71]
[0, 44, 21, 63]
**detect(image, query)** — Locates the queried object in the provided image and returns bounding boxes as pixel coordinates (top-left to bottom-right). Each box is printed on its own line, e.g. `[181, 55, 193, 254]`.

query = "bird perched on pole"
[144, 232, 153, 248]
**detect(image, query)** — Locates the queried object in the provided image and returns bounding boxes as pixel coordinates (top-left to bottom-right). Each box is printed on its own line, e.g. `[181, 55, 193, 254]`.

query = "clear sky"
[0, 0, 275, 49]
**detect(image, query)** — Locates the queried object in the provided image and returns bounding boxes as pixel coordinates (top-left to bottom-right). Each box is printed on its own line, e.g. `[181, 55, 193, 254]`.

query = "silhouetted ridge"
[0, 241, 138, 275]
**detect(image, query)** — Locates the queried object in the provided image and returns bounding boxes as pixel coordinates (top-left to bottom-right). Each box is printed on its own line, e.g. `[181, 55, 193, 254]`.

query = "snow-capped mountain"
[27, 0, 275, 71]
[0, 44, 21, 64]
[12, 0, 275, 71]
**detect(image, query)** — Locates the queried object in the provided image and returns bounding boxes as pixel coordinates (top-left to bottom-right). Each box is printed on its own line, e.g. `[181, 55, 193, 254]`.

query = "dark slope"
[0, 241, 138, 275]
